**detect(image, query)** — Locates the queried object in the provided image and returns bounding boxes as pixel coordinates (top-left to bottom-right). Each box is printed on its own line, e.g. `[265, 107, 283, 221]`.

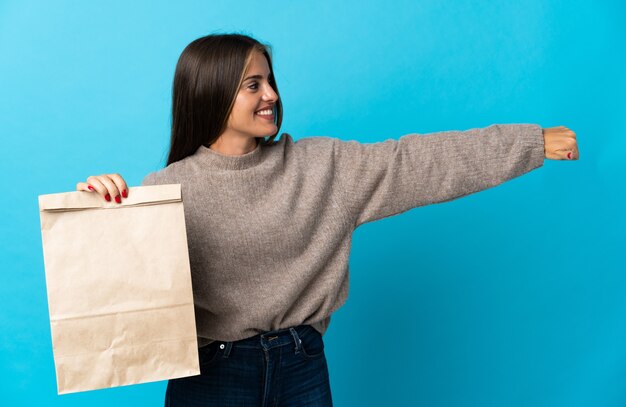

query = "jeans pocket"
[199, 342, 222, 369]
[298, 327, 325, 360]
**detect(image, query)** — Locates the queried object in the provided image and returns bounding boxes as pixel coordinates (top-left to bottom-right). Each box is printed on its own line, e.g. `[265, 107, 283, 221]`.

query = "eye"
[248, 82, 258, 90]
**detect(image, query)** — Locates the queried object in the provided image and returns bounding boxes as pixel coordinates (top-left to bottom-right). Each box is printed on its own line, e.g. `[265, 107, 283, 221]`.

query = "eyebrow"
[243, 73, 271, 82]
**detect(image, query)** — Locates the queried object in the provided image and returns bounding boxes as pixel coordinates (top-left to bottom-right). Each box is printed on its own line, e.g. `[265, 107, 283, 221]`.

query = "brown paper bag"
[38, 184, 200, 394]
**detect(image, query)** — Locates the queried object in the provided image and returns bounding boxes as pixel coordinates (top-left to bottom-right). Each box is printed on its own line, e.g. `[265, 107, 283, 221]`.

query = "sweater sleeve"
[140, 171, 159, 186]
[332, 123, 545, 228]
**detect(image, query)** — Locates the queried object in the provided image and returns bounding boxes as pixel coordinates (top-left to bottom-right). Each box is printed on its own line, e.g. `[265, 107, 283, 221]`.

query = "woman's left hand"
[543, 126, 579, 160]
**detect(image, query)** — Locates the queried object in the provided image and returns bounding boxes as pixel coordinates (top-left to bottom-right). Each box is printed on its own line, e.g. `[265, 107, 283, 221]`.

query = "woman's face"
[224, 51, 278, 140]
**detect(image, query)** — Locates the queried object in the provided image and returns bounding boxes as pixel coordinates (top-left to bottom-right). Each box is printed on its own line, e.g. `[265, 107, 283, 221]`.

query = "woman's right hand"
[76, 173, 128, 204]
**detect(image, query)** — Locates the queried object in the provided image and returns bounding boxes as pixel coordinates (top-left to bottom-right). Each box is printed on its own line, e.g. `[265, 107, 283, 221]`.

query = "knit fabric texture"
[141, 123, 545, 347]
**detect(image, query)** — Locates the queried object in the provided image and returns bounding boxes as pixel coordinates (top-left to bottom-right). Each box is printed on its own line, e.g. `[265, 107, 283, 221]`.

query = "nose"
[262, 83, 278, 103]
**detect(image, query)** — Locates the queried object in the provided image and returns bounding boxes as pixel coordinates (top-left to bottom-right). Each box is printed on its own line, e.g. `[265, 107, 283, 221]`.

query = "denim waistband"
[202, 324, 315, 358]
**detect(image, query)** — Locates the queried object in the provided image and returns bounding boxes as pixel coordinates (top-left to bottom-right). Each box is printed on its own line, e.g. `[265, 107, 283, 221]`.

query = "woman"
[76, 33, 578, 406]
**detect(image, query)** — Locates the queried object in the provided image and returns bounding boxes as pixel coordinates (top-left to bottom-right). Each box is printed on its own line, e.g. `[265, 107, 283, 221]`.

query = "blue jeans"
[164, 324, 333, 406]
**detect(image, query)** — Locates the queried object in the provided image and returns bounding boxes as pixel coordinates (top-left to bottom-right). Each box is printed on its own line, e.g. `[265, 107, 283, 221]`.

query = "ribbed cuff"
[518, 123, 546, 170]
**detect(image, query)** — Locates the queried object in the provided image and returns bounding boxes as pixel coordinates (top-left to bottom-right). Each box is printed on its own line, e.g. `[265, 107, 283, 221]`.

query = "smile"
[255, 109, 275, 120]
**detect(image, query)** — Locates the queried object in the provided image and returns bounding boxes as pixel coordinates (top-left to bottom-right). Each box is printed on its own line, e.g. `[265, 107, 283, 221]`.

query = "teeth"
[256, 109, 273, 115]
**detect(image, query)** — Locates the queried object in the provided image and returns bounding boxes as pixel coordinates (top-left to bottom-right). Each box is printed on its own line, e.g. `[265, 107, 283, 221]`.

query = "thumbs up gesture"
[543, 126, 578, 160]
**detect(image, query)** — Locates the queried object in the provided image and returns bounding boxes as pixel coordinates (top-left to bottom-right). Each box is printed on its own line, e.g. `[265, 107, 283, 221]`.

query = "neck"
[209, 134, 259, 156]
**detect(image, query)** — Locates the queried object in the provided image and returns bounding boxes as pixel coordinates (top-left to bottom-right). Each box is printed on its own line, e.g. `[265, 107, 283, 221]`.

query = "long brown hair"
[166, 33, 283, 166]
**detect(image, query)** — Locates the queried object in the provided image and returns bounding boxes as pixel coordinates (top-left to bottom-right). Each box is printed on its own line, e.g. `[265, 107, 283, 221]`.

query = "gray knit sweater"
[141, 124, 545, 347]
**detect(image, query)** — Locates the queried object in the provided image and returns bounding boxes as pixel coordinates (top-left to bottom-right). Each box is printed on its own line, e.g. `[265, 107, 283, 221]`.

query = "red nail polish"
[567, 152, 572, 159]
[115, 195, 121, 204]
[105, 193, 111, 202]
[88, 185, 94, 191]
[122, 189, 127, 198]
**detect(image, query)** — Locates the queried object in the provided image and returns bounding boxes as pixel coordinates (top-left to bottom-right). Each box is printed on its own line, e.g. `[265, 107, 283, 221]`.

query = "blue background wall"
[2, 0, 624, 405]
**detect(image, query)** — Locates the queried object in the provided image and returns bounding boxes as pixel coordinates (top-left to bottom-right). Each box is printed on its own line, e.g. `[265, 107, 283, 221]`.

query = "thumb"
[545, 148, 574, 161]
[564, 149, 577, 160]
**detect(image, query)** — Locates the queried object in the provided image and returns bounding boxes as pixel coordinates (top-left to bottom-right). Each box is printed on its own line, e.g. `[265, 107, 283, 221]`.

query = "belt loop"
[223, 341, 233, 358]
[289, 327, 302, 354]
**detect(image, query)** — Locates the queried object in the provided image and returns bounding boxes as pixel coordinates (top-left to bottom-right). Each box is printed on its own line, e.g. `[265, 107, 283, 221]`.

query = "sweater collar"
[192, 140, 264, 170]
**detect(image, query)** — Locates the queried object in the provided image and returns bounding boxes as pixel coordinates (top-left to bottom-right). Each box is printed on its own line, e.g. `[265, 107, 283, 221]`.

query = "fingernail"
[105, 193, 111, 202]
[88, 185, 94, 191]
[115, 195, 121, 204]
[122, 189, 127, 198]
[567, 152, 572, 159]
